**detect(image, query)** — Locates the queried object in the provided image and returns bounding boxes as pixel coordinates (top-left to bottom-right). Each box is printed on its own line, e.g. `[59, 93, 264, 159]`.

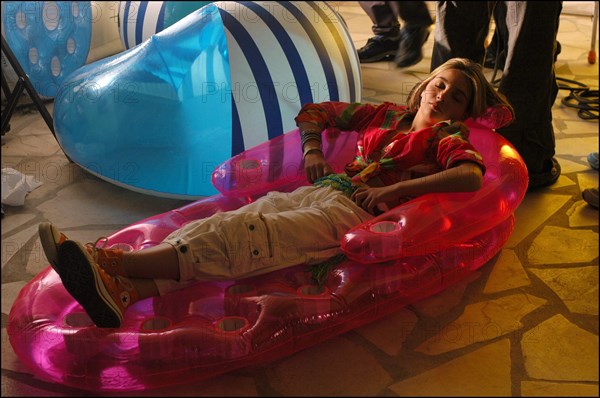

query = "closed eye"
[453, 93, 466, 103]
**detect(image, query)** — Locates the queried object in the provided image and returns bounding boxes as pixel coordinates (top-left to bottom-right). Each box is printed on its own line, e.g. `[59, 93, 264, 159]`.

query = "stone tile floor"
[2, 2, 598, 396]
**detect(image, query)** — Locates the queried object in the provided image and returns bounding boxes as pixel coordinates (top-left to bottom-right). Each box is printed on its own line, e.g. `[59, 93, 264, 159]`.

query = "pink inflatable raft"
[8, 107, 527, 392]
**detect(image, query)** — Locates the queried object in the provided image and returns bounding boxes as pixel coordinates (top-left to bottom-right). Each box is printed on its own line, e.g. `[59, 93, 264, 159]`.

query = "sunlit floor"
[2, 2, 598, 396]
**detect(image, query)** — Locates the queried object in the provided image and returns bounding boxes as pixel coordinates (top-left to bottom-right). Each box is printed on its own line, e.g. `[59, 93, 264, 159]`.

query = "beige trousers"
[156, 186, 373, 295]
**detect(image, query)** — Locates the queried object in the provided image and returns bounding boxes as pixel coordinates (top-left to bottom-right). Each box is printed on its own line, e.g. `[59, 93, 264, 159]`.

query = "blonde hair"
[406, 58, 514, 120]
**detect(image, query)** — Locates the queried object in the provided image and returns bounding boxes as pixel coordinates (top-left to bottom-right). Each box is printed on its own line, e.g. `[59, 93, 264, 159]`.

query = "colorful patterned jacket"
[295, 101, 485, 186]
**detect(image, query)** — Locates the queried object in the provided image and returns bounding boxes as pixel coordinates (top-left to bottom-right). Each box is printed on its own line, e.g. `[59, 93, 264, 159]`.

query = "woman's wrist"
[301, 130, 322, 147]
[300, 127, 323, 159]
[302, 147, 323, 161]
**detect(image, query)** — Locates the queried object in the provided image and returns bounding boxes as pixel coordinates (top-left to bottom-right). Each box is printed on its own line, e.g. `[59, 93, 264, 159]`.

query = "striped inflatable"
[223, 1, 361, 152]
[118, 1, 212, 50]
[53, 1, 361, 198]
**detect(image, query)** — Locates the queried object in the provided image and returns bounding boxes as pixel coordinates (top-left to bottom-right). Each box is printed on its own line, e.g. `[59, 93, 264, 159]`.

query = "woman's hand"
[304, 151, 334, 183]
[434, 120, 469, 137]
[351, 186, 398, 215]
[351, 162, 484, 215]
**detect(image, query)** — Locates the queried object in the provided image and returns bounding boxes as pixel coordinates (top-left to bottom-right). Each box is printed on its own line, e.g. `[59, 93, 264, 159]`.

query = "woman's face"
[419, 68, 472, 123]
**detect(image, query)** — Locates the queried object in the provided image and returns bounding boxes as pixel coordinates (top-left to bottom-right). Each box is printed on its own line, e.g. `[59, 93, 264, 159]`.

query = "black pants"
[431, 1, 563, 175]
[359, 1, 433, 37]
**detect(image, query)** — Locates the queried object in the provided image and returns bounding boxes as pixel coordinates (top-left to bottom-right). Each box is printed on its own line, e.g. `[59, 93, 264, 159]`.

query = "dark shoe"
[357, 35, 399, 63]
[582, 187, 599, 209]
[588, 152, 599, 170]
[394, 26, 430, 68]
[528, 157, 561, 190]
[58, 240, 139, 328]
[39, 222, 69, 272]
[554, 40, 561, 63]
[39, 223, 128, 277]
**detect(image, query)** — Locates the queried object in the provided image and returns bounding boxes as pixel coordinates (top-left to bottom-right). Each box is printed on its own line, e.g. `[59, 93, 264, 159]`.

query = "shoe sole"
[395, 31, 429, 68]
[359, 52, 395, 63]
[587, 153, 599, 170]
[395, 53, 423, 68]
[527, 158, 561, 190]
[583, 189, 599, 209]
[58, 241, 122, 328]
[39, 222, 60, 273]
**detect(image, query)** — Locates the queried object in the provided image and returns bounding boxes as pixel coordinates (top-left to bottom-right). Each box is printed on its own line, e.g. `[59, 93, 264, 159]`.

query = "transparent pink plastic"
[8, 106, 527, 391]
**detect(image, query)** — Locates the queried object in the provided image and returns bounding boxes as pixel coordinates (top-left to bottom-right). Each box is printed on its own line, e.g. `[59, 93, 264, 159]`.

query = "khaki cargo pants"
[157, 185, 372, 294]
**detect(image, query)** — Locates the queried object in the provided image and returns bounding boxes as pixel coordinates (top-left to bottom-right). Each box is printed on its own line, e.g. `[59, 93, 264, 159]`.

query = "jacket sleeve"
[434, 121, 486, 174]
[294, 101, 380, 132]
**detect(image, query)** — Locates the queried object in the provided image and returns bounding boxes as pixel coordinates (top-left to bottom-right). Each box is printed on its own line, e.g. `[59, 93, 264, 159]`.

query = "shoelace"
[86, 237, 111, 268]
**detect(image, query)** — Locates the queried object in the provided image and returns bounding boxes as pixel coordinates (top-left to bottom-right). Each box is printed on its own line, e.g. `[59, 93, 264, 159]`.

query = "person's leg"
[93, 244, 179, 298]
[484, 2, 508, 70]
[360, 1, 401, 37]
[430, 1, 490, 69]
[41, 186, 302, 283]
[357, 1, 401, 62]
[582, 152, 598, 209]
[39, 223, 181, 280]
[119, 243, 180, 279]
[394, 1, 434, 67]
[163, 186, 373, 282]
[168, 184, 374, 282]
[396, 1, 433, 29]
[496, 1, 563, 189]
[54, 186, 373, 327]
[42, 187, 299, 298]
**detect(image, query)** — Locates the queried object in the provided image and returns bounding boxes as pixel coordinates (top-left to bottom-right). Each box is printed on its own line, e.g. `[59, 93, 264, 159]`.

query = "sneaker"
[39, 223, 128, 277]
[394, 26, 430, 68]
[90, 239, 129, 277]
[527, 157, 561, 190]
[39, 222, 68, 271]
[588, 152, 599, 170]
[357, 35, 400, 63]
[57, 240, 139, 328]
[583, 187, 599, 209]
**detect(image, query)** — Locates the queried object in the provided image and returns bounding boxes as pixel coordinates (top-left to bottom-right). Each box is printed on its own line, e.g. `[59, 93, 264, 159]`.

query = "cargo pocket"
[244, 213, 272, 260]
[219, 212, 273, 277]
